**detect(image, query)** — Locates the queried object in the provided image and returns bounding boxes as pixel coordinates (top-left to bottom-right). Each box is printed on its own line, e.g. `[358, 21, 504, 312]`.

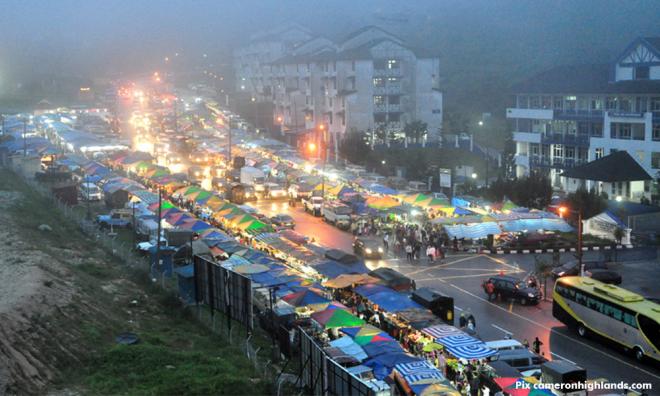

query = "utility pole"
[0, 114, 4, 136]
[156, 188, 162, 268]
[578, 209, 584, 276]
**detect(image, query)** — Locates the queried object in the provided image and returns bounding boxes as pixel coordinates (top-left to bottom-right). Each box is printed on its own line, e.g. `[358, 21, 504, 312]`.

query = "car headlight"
[528, 293, 535, 298]
[557, 271, 565, 277]
[365, 248, 372, 254]
[378, 247, 383, 253]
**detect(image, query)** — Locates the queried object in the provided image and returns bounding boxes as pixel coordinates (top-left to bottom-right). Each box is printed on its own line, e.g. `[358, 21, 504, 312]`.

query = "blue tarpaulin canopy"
[443, 222, 501, 239]
[366, 291, 424, 313]
[310, 259, 370, 278]
[354, 283, 393, 297]
[500, 218, 572, 233]
[329, 336, 368, 362]
[364, 354, 422, 380]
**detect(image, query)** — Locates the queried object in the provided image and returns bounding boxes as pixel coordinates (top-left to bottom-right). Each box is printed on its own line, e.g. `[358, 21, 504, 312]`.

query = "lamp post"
[276, 115, 283, 137]
[559, 206, 584, 276]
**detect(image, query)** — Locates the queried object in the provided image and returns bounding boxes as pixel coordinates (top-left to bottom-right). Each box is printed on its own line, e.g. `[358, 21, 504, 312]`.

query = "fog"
[1, 0, 659, 103]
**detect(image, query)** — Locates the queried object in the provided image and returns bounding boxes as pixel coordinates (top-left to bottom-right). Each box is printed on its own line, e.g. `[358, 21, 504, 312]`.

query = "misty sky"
[1, 0, 660, 88]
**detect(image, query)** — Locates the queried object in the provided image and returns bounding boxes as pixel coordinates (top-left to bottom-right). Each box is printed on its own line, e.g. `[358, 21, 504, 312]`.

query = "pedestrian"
[453, 236, 458, 252]
[522, 338, 530, 349]
[484, 280, 495, 301]
[426, 245, 436, 263]
[383, 233, 389, 251]
[411, 279, 417, 291]
[532, 337, 543, 354]
[459, 312, 467, 328]
[405, 244, 413, 262]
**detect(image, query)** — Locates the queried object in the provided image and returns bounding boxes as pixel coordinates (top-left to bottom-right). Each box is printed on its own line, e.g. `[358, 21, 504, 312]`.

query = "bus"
[552, 277, 659, 362]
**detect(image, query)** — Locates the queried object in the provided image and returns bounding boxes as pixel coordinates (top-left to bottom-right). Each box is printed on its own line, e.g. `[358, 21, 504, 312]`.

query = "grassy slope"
[1, 168, 272, 395]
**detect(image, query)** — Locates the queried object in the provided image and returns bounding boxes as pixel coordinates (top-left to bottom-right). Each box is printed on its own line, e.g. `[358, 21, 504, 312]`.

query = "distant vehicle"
[240, 166, 266, 192]
[551, 261, 608, 279]
[553, 277, 660, 362]
[96, 209, 133, 229]
[353, 237, 384, 259]
[264, 182, 287, 199]
[485, 339, 526, 353]
[586, 269, 622, 285]
[79, 182, 102, 201]
[270, 214, 295, 229]
[302, 196, 323, 216]
[497, 349, 547, 372]
[322, 202, 352, 229]
[483, 275, 541, 305]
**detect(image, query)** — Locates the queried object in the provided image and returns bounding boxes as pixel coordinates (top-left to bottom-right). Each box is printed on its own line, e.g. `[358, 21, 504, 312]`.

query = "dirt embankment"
[0, 190, 77, 394]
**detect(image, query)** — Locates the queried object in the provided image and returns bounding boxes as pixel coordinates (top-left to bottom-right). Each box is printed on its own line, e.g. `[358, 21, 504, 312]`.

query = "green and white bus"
[553, 276, 660, 362]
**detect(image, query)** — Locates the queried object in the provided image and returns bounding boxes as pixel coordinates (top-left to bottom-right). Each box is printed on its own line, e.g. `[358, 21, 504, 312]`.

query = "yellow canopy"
[322, 274, 380, 289]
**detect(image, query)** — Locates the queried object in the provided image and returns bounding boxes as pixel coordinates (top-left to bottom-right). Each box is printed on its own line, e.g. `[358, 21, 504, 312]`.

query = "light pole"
[559, 206, 584, 276]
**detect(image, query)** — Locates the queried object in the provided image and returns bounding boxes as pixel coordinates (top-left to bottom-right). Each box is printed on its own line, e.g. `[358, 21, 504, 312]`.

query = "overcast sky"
[1, 0, 659, 86]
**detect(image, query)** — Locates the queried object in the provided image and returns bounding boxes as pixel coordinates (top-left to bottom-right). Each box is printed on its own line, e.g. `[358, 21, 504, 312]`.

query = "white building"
[507, 37, 660, 190]
[234, 26, 443, 149]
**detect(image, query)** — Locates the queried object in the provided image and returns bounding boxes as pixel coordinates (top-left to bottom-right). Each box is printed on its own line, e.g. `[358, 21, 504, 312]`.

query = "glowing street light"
[471, 172, 478, 179]
[276, 116, 283, 124]
[381, 160, 386, 165]
[615, 195, 623, 202]
[559, 205, 584, 276]
[478, 120, 484, 126]
[307, 142, 317, 153]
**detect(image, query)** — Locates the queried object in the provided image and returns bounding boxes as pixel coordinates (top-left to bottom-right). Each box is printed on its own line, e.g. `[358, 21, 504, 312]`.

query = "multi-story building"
[507, 37, 660, 187]
[233, 26, 443, 149]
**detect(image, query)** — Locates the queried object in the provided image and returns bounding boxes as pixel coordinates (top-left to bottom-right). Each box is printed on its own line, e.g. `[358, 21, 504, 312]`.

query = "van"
[79, 182, 102, 201]
[497, 349, 548, 372]
[485, 339, 525, 352]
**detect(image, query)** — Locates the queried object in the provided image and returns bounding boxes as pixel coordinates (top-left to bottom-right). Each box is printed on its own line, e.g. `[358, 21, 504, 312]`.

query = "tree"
[511, 172, 552, 209]
[534, 255, 553, 300]
[613, 227, 625, 244]
[566, 185, 607, 219]
[403, 121, 428, 143]
[339, 130, 371, 165]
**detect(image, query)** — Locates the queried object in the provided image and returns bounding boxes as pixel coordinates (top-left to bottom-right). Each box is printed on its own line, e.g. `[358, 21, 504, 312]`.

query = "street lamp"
[478, 120, 484, 126]
[615, 195, 623, 202]
[471, 172, 478, 179]
[559, 206, 584, 276]
[381, 160, 386, 165]
[276, 115, 284, 136]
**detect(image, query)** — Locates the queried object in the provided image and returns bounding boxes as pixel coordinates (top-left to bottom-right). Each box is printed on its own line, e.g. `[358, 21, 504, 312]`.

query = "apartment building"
[233, 26, 443, 148]
[507, 37, 660, 189]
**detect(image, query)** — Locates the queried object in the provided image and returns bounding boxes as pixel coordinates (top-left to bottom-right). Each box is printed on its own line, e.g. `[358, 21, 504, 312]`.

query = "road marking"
[491, 324, 513, 336]
[406, 255, 482, 276]
[455, 306, 463, 312]
[551, 352, 576, 365]
[441, 280, 660, 381]
[416, 271, 504, 281]
[486, 255, 525, 271]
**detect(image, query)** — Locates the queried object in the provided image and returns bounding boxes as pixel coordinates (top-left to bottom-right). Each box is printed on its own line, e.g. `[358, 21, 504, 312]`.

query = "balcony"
[373, 68, 402, 77]
[387, 104, 401, 112]
[540, 133, 590, 147]
[374, 104, 387, 113]
[529, 156, 587, 169]
[554, 109, 604, 120]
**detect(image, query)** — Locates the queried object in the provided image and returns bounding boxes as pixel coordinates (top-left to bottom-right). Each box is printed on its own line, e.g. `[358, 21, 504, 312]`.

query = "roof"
[341, 25, 405, 46]
[641, 37, 660, 53]
[560, 151, 653, 182]
[512, 63, 660, 94]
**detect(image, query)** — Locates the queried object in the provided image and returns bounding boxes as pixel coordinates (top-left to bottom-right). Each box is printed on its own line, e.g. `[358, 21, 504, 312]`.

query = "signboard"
[439, 168, 451, 188]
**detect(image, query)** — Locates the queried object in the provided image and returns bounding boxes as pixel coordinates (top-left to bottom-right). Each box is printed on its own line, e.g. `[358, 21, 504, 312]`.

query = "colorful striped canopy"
[311, 308, 365, 329]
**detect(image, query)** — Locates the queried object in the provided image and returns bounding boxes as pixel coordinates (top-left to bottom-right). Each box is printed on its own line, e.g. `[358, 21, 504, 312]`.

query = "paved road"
[250, 197, 660, 388]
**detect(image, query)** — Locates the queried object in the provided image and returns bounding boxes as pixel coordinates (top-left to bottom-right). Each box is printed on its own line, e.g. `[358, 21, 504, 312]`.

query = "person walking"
[383, 233, 389, 251]
[522, 338, 530, 349]
[459, 312, 467, 329]
[484, 280, 496, 301]
[532, 337, 543, 354]
[405, 243, 413, 262]
[426, 245, 436, 264]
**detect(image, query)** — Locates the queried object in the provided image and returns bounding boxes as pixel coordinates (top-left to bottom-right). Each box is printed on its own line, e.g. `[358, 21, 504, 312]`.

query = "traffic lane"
[246, 199, 355, 251]
[414, 276, 660, 387]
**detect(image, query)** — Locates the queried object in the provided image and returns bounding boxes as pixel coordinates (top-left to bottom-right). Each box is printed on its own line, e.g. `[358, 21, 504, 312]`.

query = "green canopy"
[313, 309, 365, 329]
[426, 197, 451, 208]
[502, 199, 518, 211]
[193, 190, 212, 202]
[183, 185, 202, 196]
[134, 161, 153, 171]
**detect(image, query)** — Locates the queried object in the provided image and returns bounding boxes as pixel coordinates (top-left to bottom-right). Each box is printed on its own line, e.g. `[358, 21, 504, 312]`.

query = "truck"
[96, 209, 133, 229]
[240, 166, 266, 192]
[302, 195, 323, 216]
[322, 202, 352, 229]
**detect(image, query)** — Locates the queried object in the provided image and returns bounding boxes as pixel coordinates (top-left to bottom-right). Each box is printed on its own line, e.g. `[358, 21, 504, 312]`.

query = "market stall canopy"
[281, 289, 330, 307]
[443, 222, 501, 239]
[311, 308, 365, 329]
[365, 291, 424, 313]
[493, 377, 551, 396]
[354, 283, 394, 297]
[328, 336, 368, 362]
[410, 383, 461, 396]
[433, 334, 496, 360]
[341, 325, 396, 346]
[323, 274, 380, 289]
[366, 196, 401, 210]
[395, 361, 446, 385]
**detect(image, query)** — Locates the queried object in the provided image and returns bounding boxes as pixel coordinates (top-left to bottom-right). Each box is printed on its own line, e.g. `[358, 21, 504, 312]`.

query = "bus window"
[637, 315, 659, 351]
[623, 312, 638, 328]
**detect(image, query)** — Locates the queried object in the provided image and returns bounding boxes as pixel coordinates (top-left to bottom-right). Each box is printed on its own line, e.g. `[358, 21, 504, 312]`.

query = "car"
[483, 275, 541, 305]
[96, 209, 133, 229]
[270, 214, 295, 229]
[353, 237, 384, 259]
[586, 269, 622, 285]
[485, 339, 526, 353]
[551, 261, 608, 278]
[497, 349, 547, 372]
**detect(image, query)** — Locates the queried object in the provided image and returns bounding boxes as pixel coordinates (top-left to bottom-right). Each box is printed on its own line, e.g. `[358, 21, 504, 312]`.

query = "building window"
[632, 124, 645, 140]
[387, 59, 399, 69]
[553, 144, 564, 158]
[652, 152, 660, 169]
[578, 122, 589, 135]
[591, 123, 603, 137]
[388, 77, 399, 83]
[389, 113, 401, 122]
[432, 109, 441, 114]
[351, 61, 356, 71]
[620, 98, 632, 112]
[374, 114, 386, 123]
[653, 124, 660, 141]
[542, 96, 552, 109]
[591, 97, 603, 110]
[634, 66, 650, 80]
[652, 97, 660, 111]
[606, 97, 617, 110]
[373, 95, 385, 105]
[565, 96, 576, 110]
[531, 144, 539, 156]
[595, 148, 604, 159]
[373, 78, 385, 87]
[565, 146, 575, 158]
[553, 96, 563, 109]
[518, 96, 529, 109]
[530, 96, 540, 109]
[389, 95, 400, 105]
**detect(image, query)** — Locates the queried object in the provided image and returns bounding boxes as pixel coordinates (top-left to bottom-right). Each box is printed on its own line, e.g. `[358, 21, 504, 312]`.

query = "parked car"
[353, 237, 384, 259]
[485, 339, 526, 353]
[497, 349, 547, 372]
[551, 261, 608, 279]
[270, 214, 295, 229]
[586, 269, 622, 285]
[483, 275, 541, 305]
[96, 209, 133, 229]
[79, 182, 102, 201]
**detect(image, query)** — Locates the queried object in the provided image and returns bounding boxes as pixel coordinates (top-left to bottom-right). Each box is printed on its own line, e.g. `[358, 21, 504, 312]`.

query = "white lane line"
[454, 306, 463, 312]
[551, 352, 576, 365]
[491, 324, 513, 336]
[441, 280, 660, 381]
